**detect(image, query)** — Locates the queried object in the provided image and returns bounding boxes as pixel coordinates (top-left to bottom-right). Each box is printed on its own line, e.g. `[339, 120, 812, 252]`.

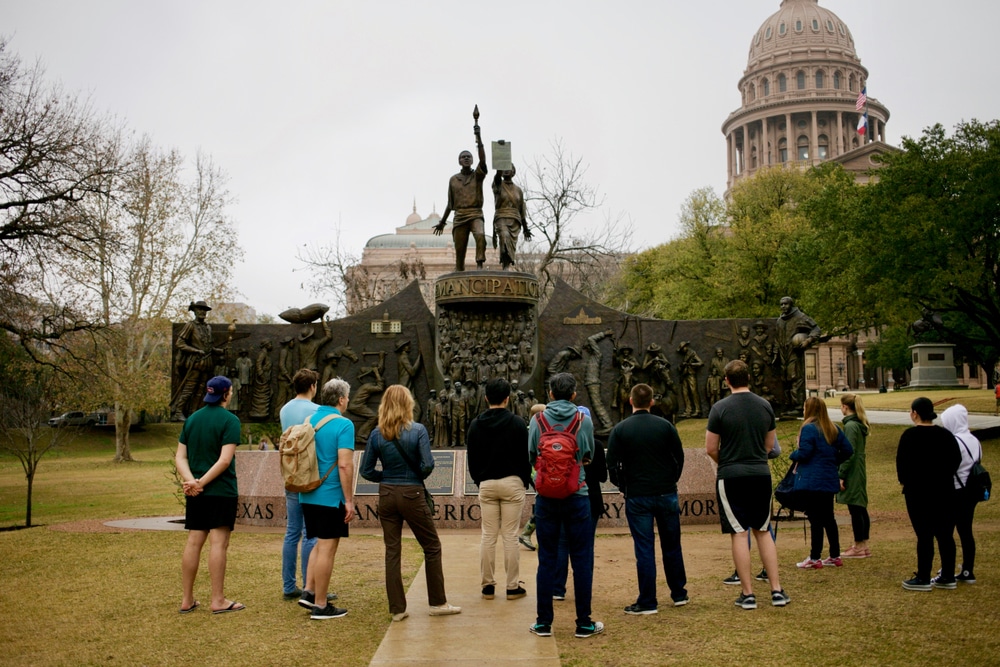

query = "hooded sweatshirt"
[528, 399, 595, 497]
[940, 404, 983, 489]
[467, 407, 531, 488]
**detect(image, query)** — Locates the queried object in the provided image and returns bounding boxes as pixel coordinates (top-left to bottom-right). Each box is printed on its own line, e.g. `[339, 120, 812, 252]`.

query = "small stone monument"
[908, 343, 961, 388]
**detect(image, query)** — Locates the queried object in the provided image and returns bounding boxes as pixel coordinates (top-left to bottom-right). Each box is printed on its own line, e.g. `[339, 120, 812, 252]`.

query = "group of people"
[174, 358, 985, 631]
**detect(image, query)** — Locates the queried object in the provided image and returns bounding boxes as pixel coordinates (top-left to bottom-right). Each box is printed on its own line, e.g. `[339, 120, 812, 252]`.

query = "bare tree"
[298, 223, 426, 316]
[0, 39, 121, 351]
[522, 139, 632, 303]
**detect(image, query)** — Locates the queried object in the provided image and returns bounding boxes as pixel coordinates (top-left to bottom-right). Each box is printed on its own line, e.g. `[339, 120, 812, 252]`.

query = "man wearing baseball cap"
[176, 375, 245, 615]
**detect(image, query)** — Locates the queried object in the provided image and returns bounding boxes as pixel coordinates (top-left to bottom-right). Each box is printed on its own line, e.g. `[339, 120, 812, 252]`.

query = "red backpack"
[533, 411, 584, 499]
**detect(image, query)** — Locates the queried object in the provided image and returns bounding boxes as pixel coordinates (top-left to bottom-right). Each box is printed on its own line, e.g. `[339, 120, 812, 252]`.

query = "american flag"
[855, 87, 867, 111]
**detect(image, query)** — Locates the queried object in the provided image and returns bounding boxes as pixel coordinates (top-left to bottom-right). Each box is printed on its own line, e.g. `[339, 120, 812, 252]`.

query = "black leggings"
[954, 488, 978, 573]
[905, 493, 956, 580]
[802, 491, 839, 560]
[847, 504, 870, 542]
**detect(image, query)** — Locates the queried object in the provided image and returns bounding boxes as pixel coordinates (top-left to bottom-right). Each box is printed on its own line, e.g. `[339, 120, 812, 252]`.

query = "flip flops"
[179, 601, 200, 614]
[212, 601, 246, 614]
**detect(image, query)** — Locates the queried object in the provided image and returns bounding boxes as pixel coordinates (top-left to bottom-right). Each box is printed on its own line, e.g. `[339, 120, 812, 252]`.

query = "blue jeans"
[625, 493, 688, 608]
[283, 491, 317, 593]
[553, 511, 600, 598]
[535, 494, 593, 627]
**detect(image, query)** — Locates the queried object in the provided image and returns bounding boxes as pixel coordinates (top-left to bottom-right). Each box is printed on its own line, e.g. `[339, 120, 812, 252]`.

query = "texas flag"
[857, 113, 868, 136]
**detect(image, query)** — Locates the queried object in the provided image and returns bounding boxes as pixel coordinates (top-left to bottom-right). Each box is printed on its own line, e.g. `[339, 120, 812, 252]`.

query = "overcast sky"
[4, 0, 998, 318]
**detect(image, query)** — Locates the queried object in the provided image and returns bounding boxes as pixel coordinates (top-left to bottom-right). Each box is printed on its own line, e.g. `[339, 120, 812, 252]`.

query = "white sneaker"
[429, 603, 462, 616]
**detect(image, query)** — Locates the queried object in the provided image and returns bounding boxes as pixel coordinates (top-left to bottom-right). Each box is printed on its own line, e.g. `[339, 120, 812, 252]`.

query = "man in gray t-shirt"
[705, 360, 789, 610]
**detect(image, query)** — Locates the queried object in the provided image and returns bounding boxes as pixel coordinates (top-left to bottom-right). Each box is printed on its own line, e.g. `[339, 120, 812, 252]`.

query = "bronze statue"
[249, 340, 273, 420]
[431, 390, 451, 448]
[449, 380, 469, 447]
[433, 106, 488, 271]
[348, 352, 386, 442]
[235, 349, 253, 407]
[612, 345, 639, 421]
[774, 296, 821, 416]
[491, 160, 531, 270]
[297, 319, 332, 371]
[677, 341, 703, 418]
[170, 301, 222, 421]
[583, 330, 615, 434]
[275, 336, 296, 418]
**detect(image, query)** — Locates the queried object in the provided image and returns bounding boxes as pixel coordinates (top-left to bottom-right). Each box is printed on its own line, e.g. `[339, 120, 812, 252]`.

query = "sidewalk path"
[369, 530, 560, 667]
[827, 408, 1000, 430]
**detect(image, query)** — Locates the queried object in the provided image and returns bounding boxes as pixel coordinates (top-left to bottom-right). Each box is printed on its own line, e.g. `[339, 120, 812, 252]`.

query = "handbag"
[389, 438, 436, 514]
[774, 462, 808, 512]
[955, 436, 992, 502]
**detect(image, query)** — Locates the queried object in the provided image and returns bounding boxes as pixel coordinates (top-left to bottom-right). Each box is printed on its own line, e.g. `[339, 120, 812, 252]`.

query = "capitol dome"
[722, 0, 890, 190]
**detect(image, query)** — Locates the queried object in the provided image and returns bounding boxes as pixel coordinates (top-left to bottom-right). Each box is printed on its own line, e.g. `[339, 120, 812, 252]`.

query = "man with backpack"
[278, 369, 337, 605]
[527, 372, 604, 639]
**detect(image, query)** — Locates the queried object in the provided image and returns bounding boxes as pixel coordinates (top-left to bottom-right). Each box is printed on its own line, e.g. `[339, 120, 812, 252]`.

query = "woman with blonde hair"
[838, 394, 872, 558]
[790, 397, 853, 569]
[360, 385, 461, 621]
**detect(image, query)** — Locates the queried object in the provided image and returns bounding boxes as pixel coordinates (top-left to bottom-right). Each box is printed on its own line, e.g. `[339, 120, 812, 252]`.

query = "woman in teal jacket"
[837, 394, 871, 558]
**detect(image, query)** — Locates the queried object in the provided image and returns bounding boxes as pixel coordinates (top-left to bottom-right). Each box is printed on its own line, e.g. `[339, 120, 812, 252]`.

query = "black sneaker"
[283, 588, 303, 601]
[722, 571, 741, 585]
[507, 586, 527, 600]
[298, 590, 317, 609]
[529, 623, 552, 637]
[575, 621, 605, 638]
[755, 568, 769, 582]
[482, 585, 495, 600]
[902, 574, 932, 592]
[957, 570, 977, 584]
[624, 603, 658, 615]
[734, 593, 757, 610]
[673, 596, 690, 607]
[771, 589, 791, 607]
[931, 575, 957, 590]
[310, 604, 348, 620]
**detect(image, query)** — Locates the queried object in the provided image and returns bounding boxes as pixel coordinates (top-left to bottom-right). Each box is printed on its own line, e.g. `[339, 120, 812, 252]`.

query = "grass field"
[2, 416, 1000, 665]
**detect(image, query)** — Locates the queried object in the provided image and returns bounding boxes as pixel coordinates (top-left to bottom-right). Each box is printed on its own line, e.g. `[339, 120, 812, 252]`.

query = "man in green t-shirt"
[176, 376, 244, 615]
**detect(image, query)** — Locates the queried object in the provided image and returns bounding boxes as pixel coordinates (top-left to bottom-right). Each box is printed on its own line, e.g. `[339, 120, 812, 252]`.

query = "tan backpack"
[279, 413, 341, 493]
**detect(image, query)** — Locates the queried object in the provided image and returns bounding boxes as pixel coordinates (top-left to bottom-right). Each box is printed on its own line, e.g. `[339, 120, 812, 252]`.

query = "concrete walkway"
[369, 530, 560, 667]
[827, 408, 1000, 430]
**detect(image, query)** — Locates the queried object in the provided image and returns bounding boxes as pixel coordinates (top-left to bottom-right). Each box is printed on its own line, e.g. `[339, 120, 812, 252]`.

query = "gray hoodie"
[940, 404, 983, 489]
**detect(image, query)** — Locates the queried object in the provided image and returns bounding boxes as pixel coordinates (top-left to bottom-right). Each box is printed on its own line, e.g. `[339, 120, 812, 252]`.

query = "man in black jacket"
[467, 378, 532, 601]
[607, 383, 689, 613]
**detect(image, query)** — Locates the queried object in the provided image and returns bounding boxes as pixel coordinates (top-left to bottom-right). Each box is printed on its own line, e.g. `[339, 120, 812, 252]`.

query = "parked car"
[47, 411, 99, 427]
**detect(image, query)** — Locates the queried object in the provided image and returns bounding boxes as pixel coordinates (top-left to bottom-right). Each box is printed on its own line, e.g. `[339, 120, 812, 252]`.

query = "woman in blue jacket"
[791, 397, 852, 569]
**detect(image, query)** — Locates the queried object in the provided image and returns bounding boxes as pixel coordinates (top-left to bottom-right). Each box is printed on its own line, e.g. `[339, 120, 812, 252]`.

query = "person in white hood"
[940, 404, 982, 583]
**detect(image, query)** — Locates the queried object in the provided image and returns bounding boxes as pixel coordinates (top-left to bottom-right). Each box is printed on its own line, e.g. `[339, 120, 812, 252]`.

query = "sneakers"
[529, 623, 552, 637]
[842, 545, 871, 559]
[507, 586, 527, 600]
[391, 611, 409, 622]
[673, 596, 690, 607]
[518, 535, 536, 551]
[957, 570, 977, 584]
[575, 621, 605, 638]
[796, 557, 824, 569]
[821, 557, 844, 568]
[902, 574, 932, 591]
[310, 604, 348, 620]
[283, 588, 302, 601]
[931, 575, 957, 590]
[755, 568, 769, 581]
[771, 589, 791, 607]
[429, 603, 462, 616]
[624, 603, 658, 615]
[722, 571, 741, 585]
[553, 594, 566, 601]
[298, 590, 317, 609]
[482, 585, 495, 600]
[734, 593, 757, 610]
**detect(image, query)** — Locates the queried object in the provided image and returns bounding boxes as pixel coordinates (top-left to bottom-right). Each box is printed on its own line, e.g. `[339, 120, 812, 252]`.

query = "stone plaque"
[491, 141, 512, 171]
[464, 462, 478, 495]
[426, 450, 456, 495]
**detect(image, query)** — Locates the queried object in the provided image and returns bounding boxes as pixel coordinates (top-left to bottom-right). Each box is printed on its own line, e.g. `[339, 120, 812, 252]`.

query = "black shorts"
[302, 502, 350, 540]
[185, 494, 237, 531]
[717, 475, 772, 534]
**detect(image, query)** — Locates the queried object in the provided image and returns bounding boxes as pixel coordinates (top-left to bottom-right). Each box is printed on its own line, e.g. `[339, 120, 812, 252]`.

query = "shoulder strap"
[308, 413, 340, 432]
[566, 410, 584, 435]
[536, 413, 552, 433]
[952, 434, 974, 488]
[390, 438, 423, 477]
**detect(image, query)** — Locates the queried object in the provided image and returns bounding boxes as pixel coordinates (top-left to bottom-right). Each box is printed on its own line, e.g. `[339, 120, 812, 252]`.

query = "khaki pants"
[479, 475, 526, 589]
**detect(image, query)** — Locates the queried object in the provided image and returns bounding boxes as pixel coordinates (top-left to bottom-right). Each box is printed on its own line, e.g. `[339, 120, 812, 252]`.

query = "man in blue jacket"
[528, 372, 604, 639]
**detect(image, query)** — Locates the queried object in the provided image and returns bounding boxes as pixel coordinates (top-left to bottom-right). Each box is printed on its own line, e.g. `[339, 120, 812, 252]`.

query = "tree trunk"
[114, 404, 133, 463]
[25, 469, 33, 528]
